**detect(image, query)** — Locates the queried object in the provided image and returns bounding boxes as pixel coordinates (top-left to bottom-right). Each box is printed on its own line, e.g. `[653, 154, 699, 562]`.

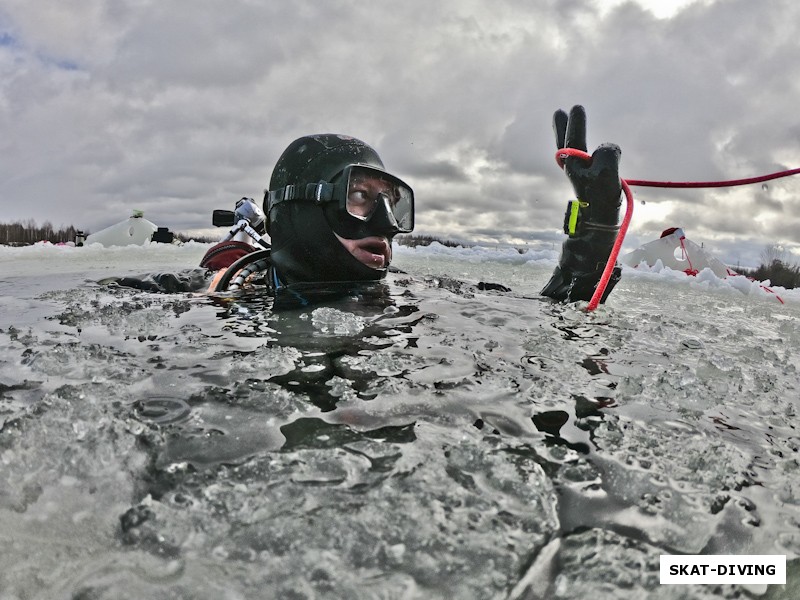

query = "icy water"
[1, 242, 799, 599]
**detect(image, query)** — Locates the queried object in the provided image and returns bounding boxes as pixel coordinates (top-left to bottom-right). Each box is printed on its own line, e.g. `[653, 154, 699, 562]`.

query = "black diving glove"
[541, 105, 623, 303]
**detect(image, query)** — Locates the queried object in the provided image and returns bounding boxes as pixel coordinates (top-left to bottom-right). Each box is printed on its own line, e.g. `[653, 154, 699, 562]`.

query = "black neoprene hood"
[266, 134, 402, 285]
[269, 134, 385, 190]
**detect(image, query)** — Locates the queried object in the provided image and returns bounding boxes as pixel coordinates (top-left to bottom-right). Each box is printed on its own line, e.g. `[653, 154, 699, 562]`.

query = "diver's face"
[335, 233, 392, 269]
[331, 169, 403, 269]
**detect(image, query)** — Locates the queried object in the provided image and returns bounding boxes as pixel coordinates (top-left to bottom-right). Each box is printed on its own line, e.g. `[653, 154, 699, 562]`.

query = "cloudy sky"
[2, 0, 799, 267]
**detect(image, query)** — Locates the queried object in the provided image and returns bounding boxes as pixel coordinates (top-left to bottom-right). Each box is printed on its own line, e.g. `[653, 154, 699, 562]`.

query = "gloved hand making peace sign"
[541, 105, 623, 303]
[554, 105, 622, 227]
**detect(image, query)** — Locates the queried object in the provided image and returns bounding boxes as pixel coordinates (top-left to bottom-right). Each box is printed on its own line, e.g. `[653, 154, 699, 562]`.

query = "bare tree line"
[0, 220, 85, 245]
[0, 219, 223, 245]
[738, 244, 800, 289]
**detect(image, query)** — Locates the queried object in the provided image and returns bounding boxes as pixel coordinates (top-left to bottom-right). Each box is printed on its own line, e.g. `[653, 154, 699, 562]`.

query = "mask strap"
[267, 183, 336, 210]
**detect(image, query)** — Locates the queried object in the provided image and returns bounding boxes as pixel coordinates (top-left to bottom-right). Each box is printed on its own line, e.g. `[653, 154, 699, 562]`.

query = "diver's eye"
[347, 189, 374, 217]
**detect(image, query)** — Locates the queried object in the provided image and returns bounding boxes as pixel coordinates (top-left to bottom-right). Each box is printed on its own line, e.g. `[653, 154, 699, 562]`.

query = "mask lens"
[345, 166, 414, 232]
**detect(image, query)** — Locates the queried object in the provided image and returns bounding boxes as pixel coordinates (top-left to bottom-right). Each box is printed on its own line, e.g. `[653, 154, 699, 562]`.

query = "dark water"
[1, 249, 799, 599]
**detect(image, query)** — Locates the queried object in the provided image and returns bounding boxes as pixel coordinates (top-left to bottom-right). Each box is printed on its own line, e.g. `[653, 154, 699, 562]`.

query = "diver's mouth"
[335, 234, 392, 269]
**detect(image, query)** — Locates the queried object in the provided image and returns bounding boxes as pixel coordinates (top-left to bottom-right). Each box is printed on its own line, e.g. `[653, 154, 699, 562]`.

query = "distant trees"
[0, 220, 84, 245]
[395, 234, 465, 248]
[0, 220, 220, 245]
[738, 244, 800, 289]
[174, 231, 217, 244]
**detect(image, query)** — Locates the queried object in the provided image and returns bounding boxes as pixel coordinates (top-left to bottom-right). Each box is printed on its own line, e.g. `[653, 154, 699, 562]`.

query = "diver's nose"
[367, 193, 401, 234]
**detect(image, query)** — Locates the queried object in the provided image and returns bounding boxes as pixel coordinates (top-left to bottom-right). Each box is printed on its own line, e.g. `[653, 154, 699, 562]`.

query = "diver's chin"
[335, 234, 392, 269]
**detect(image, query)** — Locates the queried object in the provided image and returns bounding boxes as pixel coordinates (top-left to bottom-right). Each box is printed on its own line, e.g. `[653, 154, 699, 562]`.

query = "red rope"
[678, 236, 699, 276]
[626, 167, 800, 189]
[555, 150, 800, 311]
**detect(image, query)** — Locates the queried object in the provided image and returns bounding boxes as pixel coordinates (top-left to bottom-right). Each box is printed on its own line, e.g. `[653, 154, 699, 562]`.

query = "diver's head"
[265, 134, 414, 284]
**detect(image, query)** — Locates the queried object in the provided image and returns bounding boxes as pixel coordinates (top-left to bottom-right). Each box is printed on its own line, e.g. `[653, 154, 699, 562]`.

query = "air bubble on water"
[135, 397, 191, 425]
[640, 200, 646, 205]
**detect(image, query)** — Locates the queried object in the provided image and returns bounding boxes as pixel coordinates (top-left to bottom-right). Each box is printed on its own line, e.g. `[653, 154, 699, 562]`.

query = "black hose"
[214, 249, 272, 291]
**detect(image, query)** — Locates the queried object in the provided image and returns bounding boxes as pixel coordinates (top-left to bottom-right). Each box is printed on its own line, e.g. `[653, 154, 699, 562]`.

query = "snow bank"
[2, 240, 798, 304]
[0, 240, 212, 278]
[394, 240, 559, 266]
[623, 260, 800, 304]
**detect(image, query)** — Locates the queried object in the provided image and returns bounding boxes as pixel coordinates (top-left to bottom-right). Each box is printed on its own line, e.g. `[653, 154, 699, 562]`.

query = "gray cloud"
[1, 0, 799, 268]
